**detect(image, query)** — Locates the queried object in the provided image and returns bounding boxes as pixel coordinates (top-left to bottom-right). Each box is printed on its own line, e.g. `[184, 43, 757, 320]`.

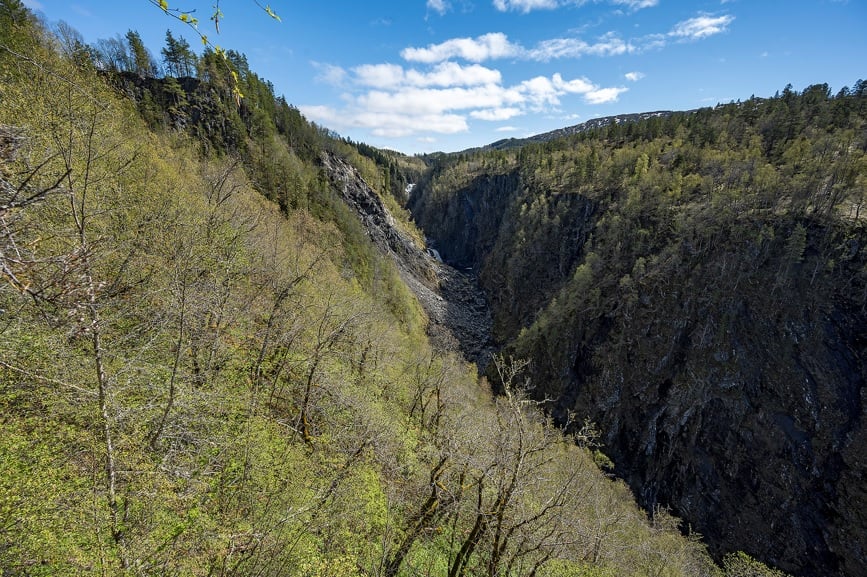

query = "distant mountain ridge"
[485, 110, 686, 150]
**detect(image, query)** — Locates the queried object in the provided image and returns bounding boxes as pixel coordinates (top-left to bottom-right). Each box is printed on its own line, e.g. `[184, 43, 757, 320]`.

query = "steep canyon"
[407, 93, 867, 577]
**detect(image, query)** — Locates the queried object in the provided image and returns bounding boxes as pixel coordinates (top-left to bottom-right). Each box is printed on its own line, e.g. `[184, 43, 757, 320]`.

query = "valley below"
[324, 89, 867, 577]
[326, 116, 867, 576]
[404, 94, 867, 577]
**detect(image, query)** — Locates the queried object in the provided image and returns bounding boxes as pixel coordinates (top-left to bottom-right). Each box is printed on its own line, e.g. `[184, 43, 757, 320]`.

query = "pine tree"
[161, 29, 197, 77]
[125, 29, 157, 77]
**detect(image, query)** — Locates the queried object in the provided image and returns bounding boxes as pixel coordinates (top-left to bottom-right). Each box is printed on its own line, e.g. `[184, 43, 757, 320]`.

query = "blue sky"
[25, 0, 867, 154]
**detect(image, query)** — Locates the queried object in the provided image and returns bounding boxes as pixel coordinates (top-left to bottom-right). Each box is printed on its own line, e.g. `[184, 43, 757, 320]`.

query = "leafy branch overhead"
[147, 0, 282, 102]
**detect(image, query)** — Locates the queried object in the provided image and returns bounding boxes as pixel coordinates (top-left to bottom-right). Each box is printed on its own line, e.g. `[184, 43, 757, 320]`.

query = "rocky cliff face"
[320, 151, 494, 367]
[409, 163, 867, 577]
[409, 171, 596, 343]
[567, 257, 867, 577]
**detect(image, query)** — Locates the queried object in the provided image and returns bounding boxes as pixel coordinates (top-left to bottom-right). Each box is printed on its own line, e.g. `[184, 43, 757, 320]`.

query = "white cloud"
[418, 13, 731, 61]
[352, 62, 501, 89]
[427, 0, 450, 15]
[470, 107, 524, 120]
[528, 33, 634, 60]
[553, 73, 597, 94]
[357, 84, 523, 116]
[299, 105, 340, 127]
[355, 73, 626, 120]
[362, 112, 469, 137]
[353, 63, 405, 88]
[301, 105, 469, 138]
[582, 33, 635, 56]
[589, 13, 734, 53]
[493, 0, 560, 12]
[525, 38, 586, 60]
[496, 126, 520, 132]
[401, 10, 731, 66]
[401, 33, 521, 63]
[518, 76, 561, 107]
[584, 86, 628, 104]
[313, 62, 348, 87]
[401, 21, 750, 64]
[669, 14, 735, 40]
[402, 32, 636, 64]
[492, 0, 657, 12]
[549, 74, 628, 104]
[301, 67, 624, 140]
[408, 62, 503, 87]
[612, 0, 658, 7]
[636, 33, 668, 51]
[309, 5, 695, 145]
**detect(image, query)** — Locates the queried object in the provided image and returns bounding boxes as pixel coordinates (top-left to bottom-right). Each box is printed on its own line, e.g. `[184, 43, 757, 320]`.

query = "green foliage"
[537, 559, 617, 577]
[0, 8, 797, 577]
[125, 29, 157, 76]
[723, 552, 789, 577]
[413, 80, 867, 342]
[0, 0, 36, 49]
[0, 419, 87, 574]
[161, 29, 197, 77]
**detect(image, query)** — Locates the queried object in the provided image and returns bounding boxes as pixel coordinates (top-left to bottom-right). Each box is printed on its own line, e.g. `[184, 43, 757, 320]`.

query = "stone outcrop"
[320, 151, 494, 367]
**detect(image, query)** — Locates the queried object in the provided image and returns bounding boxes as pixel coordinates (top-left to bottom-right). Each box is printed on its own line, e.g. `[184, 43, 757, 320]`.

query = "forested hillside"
[0, 2, 787, 576]
[410, 81, 867, 576]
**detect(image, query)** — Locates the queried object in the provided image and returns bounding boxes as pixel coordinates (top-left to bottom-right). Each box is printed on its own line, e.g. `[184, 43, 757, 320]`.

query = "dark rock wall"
[577, 288, 867, 576]
[321, 151, 494, 366]
[409, 170, 597, 343]
[410, 169, 867, 577]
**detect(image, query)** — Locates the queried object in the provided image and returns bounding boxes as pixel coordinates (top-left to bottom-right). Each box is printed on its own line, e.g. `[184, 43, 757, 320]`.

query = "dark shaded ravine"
[321, 151, 495, 368]
[403, 156, 867, 577]
[324, 148, 867, 577]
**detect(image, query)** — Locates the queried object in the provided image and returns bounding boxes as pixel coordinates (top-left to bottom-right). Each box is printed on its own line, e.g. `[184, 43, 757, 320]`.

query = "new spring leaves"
[153, 0, 281, 45]
[150, 0, 282, 104]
